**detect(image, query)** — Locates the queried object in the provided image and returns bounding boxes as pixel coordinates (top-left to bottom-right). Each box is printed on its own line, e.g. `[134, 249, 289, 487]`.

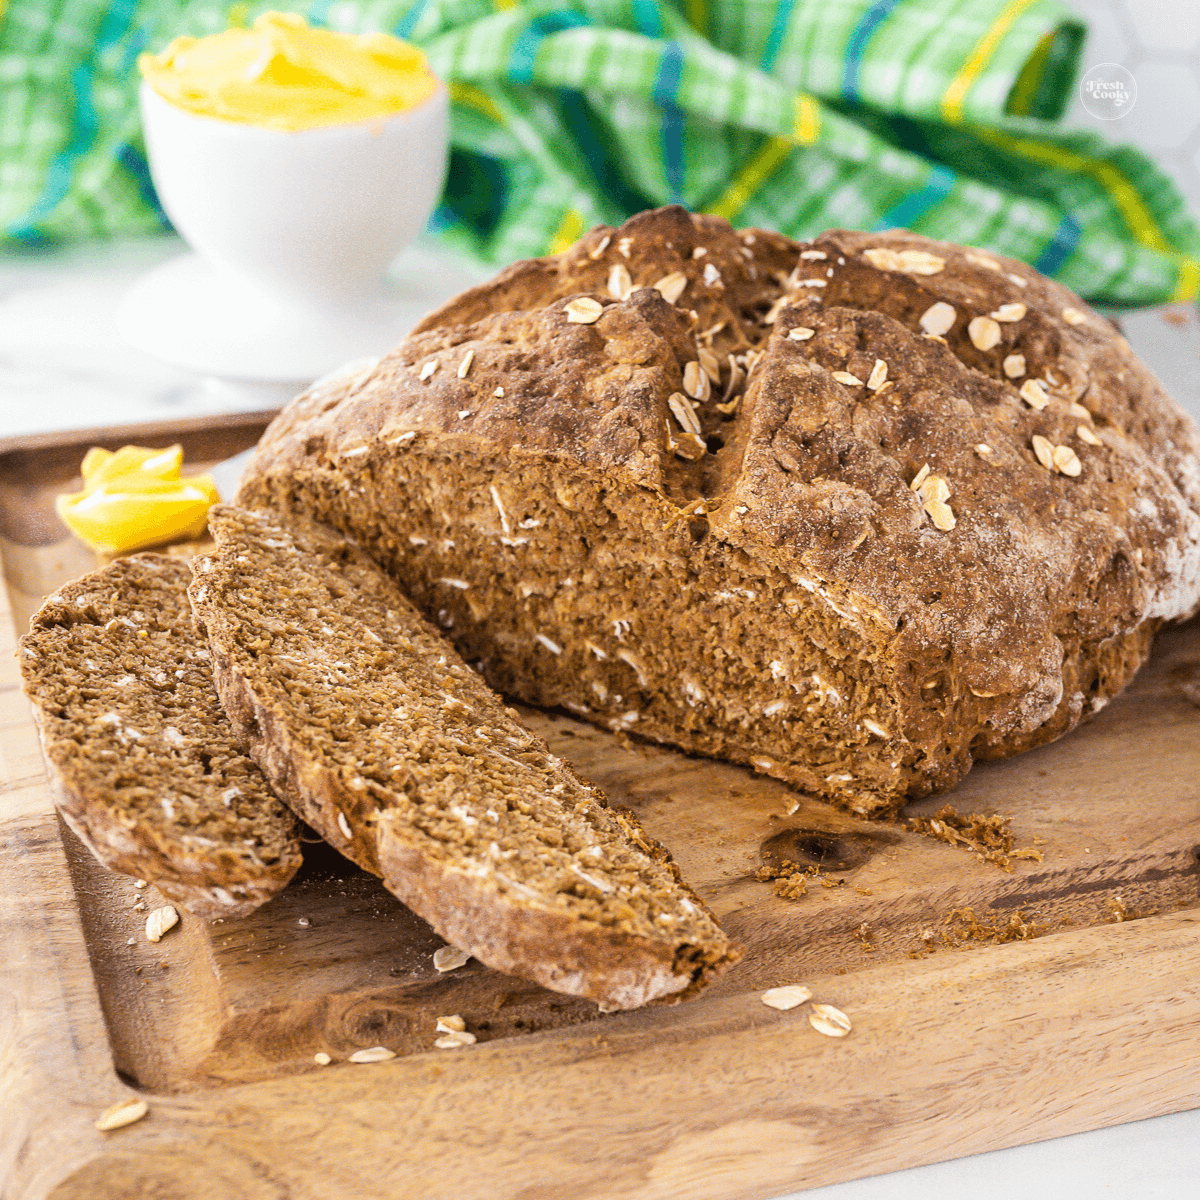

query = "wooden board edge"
[0, 410, 282, 458]
[15, 908, 1200, 1200]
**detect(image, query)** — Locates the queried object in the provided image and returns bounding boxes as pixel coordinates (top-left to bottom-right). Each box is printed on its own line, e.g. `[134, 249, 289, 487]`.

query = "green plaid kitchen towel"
[2, 0, 1198, 306]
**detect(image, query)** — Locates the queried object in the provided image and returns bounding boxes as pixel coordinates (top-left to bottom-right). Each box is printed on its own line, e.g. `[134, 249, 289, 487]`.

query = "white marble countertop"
[2, 237, 1200, 1199]
[0, 235, 493, 440]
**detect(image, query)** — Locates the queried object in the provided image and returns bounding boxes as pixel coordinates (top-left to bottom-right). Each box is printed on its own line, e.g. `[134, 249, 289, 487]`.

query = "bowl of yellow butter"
[138, 12, 448, 307]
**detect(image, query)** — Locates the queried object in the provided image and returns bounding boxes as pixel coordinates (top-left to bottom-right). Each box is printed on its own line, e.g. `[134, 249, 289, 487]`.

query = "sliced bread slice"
[19, 555, 302, 918]
[189, 506, 739, 1008]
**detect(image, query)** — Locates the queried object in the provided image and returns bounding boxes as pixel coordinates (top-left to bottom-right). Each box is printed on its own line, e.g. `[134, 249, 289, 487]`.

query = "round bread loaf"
[240, 206, 1200, 815]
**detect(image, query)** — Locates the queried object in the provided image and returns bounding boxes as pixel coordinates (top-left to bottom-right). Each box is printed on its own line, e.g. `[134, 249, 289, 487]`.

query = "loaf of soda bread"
[239, 206, 1200, 816]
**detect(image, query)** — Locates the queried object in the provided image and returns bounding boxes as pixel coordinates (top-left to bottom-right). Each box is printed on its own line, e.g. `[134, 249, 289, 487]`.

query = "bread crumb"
[941, 906, 1044, 945]
[906, 804, 1044, 870]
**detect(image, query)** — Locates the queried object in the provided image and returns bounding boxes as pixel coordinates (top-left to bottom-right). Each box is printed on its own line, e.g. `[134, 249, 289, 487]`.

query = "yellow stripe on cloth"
[1006, 29, 1054, 116]
[942, 0, 1040, 123]
[706, 96, 818, 221]
[1173, 259, 1200, 303]
[978, 129, 1174, 253]
[549, 208, 587, 254]
[450, 82, 505, 124]
[793, 94, 821, 146]
[706, 137, 795, 221]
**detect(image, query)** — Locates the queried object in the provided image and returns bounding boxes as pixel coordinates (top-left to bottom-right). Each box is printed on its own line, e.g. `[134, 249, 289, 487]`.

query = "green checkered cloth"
[3, 0, 1198, 306]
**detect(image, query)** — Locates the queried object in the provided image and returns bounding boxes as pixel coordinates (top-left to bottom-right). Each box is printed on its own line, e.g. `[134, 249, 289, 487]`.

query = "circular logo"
[1079, 63, 1137, 120]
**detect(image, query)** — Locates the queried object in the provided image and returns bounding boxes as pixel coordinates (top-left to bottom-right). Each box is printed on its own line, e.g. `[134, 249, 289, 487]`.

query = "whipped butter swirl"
[139, 11, 439, 131]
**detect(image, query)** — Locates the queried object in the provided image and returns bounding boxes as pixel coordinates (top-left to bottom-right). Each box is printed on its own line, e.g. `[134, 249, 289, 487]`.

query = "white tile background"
[1063, 0, 1200, 212]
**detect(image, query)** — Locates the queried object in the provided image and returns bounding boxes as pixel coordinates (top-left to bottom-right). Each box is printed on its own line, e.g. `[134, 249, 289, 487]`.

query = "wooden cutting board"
[3, 415, 1200, 1200]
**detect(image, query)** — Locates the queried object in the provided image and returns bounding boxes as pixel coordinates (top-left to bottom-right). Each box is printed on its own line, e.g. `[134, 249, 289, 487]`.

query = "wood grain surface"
[3, 417, 1200, 1200]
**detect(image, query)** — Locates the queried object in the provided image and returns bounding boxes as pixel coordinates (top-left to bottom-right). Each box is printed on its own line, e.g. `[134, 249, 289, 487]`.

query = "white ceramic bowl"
[139, 80, 449, 308]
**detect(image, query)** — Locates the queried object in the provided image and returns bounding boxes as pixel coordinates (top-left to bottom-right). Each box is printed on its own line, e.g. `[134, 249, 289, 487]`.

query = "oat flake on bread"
[238, 206, 1200, 817]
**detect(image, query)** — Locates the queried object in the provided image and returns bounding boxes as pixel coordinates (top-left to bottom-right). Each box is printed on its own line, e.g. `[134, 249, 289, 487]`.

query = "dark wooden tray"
[3, 415, 1200, 1199]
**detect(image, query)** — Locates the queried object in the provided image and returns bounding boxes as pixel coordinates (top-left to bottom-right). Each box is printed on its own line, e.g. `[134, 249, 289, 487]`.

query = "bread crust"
[240, 207, 1200, 812]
